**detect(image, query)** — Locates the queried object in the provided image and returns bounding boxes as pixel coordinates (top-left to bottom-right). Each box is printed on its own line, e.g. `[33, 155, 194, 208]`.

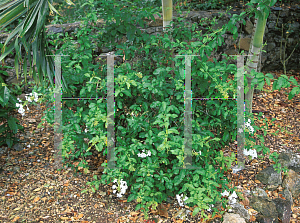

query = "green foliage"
[0, 82, 24, 149]
[0, 62, 44, 149]
[0, 42, 36, 149]
[32, 0, 300, 221]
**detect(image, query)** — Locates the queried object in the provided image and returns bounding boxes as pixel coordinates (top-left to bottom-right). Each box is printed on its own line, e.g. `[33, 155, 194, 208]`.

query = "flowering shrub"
[32, 0, 299, 220]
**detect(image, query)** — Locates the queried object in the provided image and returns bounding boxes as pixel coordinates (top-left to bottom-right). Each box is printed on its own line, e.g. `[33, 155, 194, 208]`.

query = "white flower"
[243, 148, 257, 160]
[137, 149, 151, 158]
[33, 92, 38, 102]
[221, 190, 230, 197]
[228, 191, 238, 205]
[176, 194, 188, 207]
[16, 92, 39, 117]
[207, 204, 214, 212]
[245, 119, 254, 134]
[112, 179, 128, 198]
[25, 96, 32, 102]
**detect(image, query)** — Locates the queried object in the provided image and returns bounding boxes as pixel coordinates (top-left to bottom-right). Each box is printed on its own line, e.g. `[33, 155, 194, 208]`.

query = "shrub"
[34, 0, 299, 220]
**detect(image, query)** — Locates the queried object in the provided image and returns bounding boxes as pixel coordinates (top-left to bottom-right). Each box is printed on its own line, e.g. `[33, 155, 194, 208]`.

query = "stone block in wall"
[238, 37, 251, 51]
[267, 42, 276, 51]
[268, 21, 277, 29]
[146, 13, 163, 27]
[243, 20, 254, 35]
[290, 22, 300, 30]
[224, 48, 239, 56]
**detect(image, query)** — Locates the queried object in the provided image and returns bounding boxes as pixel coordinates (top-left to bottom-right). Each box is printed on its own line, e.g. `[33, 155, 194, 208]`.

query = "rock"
[238, 37, 251, 51]
[255, 165, 282, 189]
[250, 187, 268, 198]
[279, 152, 300, 173]
[277, 152, 292, 168]
[272, 198, 291, 223]
[222, 213, 246, 223]
[17, 93, 28, 101]
[282, 169, 300, 199]
[249, 196, 278, 219]
[229, 202, 250, 222]
[278, 187, 293, 205]
[243, 20, 253, 35]
[255, 213, 278, 223]
[12, 143, 25, 151]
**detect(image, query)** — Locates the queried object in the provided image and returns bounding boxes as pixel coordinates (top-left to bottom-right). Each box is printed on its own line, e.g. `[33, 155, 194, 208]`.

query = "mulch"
[0, 69, 300, 222]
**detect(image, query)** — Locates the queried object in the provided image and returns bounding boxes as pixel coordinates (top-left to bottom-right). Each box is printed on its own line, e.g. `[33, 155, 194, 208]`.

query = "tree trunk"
[244, 6, 268, 115]
[162, 0, 173, 31]
[162, 0, 175, 76]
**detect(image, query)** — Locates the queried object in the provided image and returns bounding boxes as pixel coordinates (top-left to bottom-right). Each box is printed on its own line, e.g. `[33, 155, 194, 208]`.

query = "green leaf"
[203, 197, 213, 203]
[135, 204, 142, 211]
[63, 0, 75, 5]
[117, 100, 122, 109]
[222, 130, 229, 142]
[7, 116, 18, 134]
[167, 128, 179, 134]
[174, 170, 185, 186]
[80, 88, 86, 97]
[192, 207, 200, 216]
[0, 1, 27, 29]
[1, 86, 11, 106]
[288, 87, 300, 100]
[23, 52, 27, 84]
[14, 53, 19, 80]
[32, 65, 39, 85]
[136, 177, 144, 182]
[265, 77, 270, 86]
[74, 124, 81, 133]
[123, 90, 131, 97]
[193, 174, 199, 181]
[19, 4, 40, 37]
[48, 1, 61, 17]
[162, 101, 167, 112]
[265, 73, 274, 79]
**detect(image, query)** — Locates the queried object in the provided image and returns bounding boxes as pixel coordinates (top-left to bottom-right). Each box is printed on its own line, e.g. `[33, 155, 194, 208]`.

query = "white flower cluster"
[221, 190, 238, 205]
[245, 118, 254, 134]
[176, 193, 189, 207]
[112, 179, 128, 198]
[176, 189, 238, 213]
[221, 190, 238, 212]
[137, 149, 151, 158]
[244, 118, 258, 160]
[243, 148, 258, 160]
[16, 92, 39, 117]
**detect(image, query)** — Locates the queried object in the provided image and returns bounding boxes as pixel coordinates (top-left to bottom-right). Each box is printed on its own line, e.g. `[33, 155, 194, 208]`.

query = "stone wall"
[0, 5, 299, 93]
